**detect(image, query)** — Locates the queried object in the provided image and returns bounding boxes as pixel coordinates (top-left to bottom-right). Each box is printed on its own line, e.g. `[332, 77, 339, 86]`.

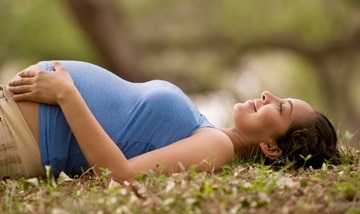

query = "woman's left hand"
[8, 62, 75, 105]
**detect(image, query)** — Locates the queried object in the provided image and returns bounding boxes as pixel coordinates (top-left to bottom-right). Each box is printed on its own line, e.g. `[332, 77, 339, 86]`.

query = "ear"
[259, 140, 282, 160]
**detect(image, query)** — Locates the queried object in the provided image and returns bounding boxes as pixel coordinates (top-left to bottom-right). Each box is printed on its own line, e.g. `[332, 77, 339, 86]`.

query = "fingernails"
[9, 79, 18, 86]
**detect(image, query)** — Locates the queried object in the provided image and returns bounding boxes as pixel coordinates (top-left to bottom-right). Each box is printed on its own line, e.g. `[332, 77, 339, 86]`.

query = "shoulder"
[191, 127, 235, 157]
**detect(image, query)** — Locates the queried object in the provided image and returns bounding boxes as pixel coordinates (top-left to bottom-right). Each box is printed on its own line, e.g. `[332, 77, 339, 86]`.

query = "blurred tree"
[0, 0, 97, 64]
[223, 25, 360, 130]
[1, 0, 359, 131]
[120, 0, 360, 131]
[63, 0, 148, 82]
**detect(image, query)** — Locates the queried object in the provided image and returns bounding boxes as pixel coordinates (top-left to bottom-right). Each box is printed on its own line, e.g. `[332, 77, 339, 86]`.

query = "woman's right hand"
[7, 62, 76, 105]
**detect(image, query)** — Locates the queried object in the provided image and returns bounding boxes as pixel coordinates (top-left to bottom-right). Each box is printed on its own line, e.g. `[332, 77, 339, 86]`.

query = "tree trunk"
[310, 55, 360, 132]
[63, 0, 148, 82]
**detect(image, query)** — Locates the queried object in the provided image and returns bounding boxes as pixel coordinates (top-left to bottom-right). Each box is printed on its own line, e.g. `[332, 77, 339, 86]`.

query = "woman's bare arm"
[58, 86, 136, 180]
[129, 128, 234, 175]
[8, 62, 235, 181]
[60, 88, 234, 180]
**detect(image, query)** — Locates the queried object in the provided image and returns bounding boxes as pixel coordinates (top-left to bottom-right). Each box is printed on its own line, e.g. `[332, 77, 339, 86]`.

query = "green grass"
[1, 143, 359, 214]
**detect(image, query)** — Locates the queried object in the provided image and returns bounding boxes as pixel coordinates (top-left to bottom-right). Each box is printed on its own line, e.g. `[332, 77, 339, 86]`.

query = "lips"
[249, 100, 257, 112]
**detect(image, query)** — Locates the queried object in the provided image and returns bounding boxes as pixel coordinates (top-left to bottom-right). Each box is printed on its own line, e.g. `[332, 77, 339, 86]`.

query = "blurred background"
[0, 0, 359, 139]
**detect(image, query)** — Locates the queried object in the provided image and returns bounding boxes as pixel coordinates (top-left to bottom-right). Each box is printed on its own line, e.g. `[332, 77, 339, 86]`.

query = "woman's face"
[233, 91, 314, 144]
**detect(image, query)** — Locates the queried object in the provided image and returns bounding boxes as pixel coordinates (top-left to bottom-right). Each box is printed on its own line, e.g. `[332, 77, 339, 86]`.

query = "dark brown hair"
[267, 112, 340, 169]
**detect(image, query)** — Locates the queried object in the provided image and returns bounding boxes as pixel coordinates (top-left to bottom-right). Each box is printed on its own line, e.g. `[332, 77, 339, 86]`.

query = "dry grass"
[1, 139, 359, 214]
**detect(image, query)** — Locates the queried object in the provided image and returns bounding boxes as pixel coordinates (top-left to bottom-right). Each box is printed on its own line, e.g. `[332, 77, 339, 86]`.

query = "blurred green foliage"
[0, 0, 357, 67]
[0, 0, 359, 128]
[0, 0, 97, 64]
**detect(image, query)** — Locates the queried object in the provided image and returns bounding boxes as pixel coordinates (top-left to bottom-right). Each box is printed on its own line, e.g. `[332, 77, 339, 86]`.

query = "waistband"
[0, 84, 44, 178]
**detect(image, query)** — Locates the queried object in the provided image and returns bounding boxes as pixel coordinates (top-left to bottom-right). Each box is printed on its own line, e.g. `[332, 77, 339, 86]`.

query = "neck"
[221, 127, 260, 160]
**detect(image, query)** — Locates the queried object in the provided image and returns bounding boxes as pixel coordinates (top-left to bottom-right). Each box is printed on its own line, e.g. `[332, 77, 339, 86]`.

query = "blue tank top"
[37, 61, 214, 176]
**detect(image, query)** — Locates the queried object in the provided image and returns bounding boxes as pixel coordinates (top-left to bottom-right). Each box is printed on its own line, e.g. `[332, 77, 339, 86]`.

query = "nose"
[261, 90, 281, 105]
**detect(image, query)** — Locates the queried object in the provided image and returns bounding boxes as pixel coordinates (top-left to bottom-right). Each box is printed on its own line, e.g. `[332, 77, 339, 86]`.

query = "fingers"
[53, 61, 64, 71]
[12, 92, 33, 102]
[18, 64, 43, 78]
[8, 85, 33, 94]
[8, 77, 34, 86]
[17, 66, 41, 77]
[18, 64, 37, 76]
[18, 69, 38, 78]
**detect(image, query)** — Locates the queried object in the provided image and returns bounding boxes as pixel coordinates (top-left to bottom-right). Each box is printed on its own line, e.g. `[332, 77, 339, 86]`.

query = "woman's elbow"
[111, 167, 136, 183]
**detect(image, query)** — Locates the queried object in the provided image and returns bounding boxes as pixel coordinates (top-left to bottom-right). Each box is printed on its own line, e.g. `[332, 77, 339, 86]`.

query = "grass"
[1, 142, 360, 214]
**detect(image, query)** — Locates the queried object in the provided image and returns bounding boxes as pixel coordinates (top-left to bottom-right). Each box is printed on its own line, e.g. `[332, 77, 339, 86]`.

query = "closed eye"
[279, 102, 284, 114]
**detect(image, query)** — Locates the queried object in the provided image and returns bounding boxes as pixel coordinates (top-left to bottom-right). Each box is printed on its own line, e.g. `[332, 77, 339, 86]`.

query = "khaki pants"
[0, 85, 44, 179]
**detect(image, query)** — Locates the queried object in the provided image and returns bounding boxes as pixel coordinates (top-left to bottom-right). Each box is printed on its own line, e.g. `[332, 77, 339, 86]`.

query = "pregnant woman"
[1, 61, 338, 181]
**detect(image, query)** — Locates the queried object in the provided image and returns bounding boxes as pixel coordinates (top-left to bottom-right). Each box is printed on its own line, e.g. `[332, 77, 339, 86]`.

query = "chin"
[233, 105, 248, 122]
[233, 102, 251, 115]
[233, 103, 245, 112]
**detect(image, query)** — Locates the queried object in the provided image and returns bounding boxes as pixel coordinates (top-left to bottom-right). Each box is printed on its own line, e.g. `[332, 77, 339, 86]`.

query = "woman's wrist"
[56, 85, 79, 105]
